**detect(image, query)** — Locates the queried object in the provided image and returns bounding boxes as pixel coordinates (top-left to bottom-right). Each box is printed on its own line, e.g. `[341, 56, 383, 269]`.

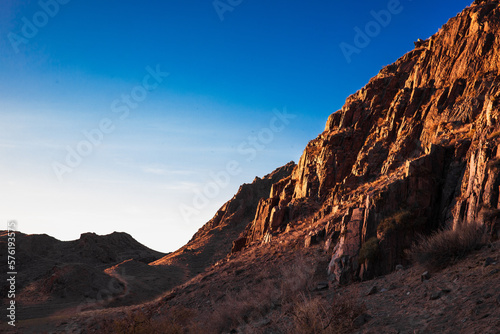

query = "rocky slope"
[41, 236, 500, 334]
[238, 0, 500, 284]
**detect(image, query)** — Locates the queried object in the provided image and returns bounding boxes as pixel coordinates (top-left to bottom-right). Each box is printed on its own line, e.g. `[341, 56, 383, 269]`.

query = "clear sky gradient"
[0, 0, 472, 252]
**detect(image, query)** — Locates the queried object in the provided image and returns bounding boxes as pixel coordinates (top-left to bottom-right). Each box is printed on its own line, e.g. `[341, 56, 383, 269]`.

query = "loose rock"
[366, 285, 378, 296]
[430, 291, 442, 300]
[484, 257, 496, 267]
[353, 313, 372, 327]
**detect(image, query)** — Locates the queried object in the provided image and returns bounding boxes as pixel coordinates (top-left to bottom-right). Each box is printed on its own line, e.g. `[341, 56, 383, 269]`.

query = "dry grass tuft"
[408, 222, 487, 271]
[279, 255, 316, 302]
[291, 291, 366, 334]
[197, 255, 316, 333]
[205, 281, 279, 333]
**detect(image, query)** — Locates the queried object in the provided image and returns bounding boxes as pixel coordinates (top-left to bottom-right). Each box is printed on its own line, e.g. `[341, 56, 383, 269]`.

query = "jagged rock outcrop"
[151, 162, 295, 275]
[241, 0, 500, 284]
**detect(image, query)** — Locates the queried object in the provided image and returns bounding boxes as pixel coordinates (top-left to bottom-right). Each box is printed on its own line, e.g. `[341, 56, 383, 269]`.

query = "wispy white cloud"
[155, 181, 201, 192]
[141, 166, 196, 176]
[0, 139, 63, 150]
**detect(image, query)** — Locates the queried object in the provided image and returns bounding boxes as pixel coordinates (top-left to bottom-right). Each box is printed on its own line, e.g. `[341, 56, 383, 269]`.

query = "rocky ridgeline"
[150, 162, 295, 275]
[236, 0, 500, 284]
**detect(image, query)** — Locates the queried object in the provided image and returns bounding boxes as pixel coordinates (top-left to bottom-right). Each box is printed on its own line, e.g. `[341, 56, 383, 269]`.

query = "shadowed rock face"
[242, 0, 500, 283]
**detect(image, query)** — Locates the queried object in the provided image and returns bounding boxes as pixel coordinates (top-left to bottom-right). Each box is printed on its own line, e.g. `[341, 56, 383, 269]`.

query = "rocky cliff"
[240, 0, 500, 284]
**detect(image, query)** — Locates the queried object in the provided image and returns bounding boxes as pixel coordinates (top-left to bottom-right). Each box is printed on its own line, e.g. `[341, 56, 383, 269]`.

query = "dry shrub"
[377, 210, 413, 234]
[205, 281, 278, 333]
[292, 294, 330, 334]
[409, 222, 487, 271]
[279, 255, 316, 303]
[106, 306, 201, 334]
[203, 255, 316, 333]
[291, 291, 365, 334]
[358, 237, 379, 263]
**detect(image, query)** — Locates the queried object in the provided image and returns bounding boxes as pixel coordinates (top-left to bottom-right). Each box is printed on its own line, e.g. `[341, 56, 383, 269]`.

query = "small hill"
[0, 231, 166, 321]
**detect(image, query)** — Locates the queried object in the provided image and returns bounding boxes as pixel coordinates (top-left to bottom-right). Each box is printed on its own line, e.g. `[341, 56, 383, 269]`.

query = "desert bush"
[377, 210, 413, 234]
[279, 255, 316, 302]
[408, 222, 487, 270]
[206, 281, 278, 333]
[203, 255, 316, 333]
[377, 210, 426, 235]
[291, 291, 366, 334]
[358, 237, 379, 263]
[291, 294, 331, 334]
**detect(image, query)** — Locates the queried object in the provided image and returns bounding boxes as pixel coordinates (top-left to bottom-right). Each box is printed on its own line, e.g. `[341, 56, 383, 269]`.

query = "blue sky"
[0, 0, 472, 252]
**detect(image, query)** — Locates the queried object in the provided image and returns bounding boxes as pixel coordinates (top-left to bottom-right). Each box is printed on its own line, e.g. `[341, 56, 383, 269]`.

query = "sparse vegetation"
[377, 210, 413, 234]
[291, 294, 332, 334]
[103, 255, 367, 334]
[204, 280, 280, 333]
[359, 237, 380, 263]
[280, 256, 316, 301]
[291, 292, 366, 334]
[408, 222, 487, 271]
[105, 306, 201, 334]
